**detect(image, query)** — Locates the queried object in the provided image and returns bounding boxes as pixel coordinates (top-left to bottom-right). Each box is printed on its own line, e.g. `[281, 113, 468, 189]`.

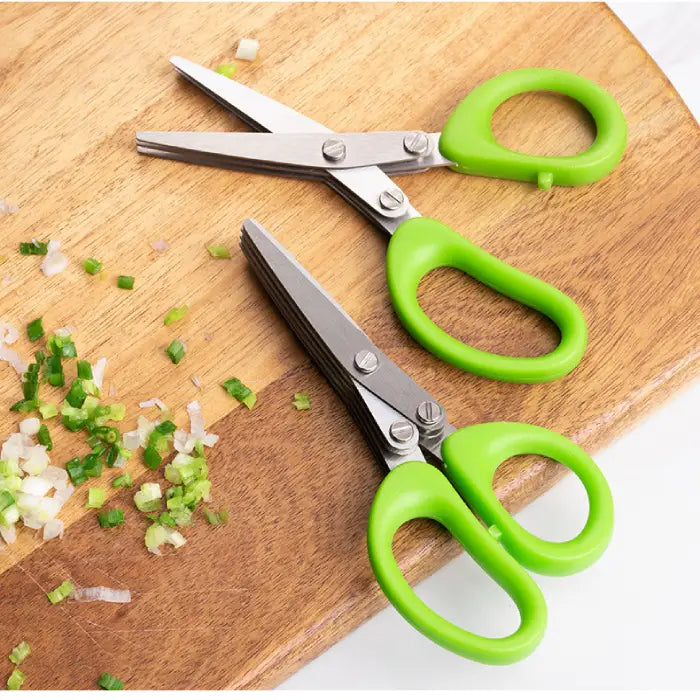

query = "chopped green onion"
[65, 457, 87, 486]
[97, 509, 124, 528]
[218, 508, 229, 525]
[47, 579, 74, 604]
[82, 453, 103, 478]
[83, 258, 102, 275]
[44, 354, 65, 387]
[292, 392, 311, 410]
[112, 473, 132, 488]
[202, 507, 224, 526]
[134, 483, 162, 512]
[158, 511, 177, 527]
[37, 424, 52, 450]
[142, 445, 162, 470]
[0, 491, 15, 511]
[26, 317, 44, 342]
[65, 378, 87, 408]
[77, 359, 93, 379]
[38, 401, 58, 419]
[7, 668, 25, 690]
[10, 399, 37, 413]
[215, 63, 237, 78]
[166, 339, 185, 364]
[206, 244, 231, 259]
[19, 240, 48, 255]
[116, 275, 134, 290]
[97, 672, 124, 691]
[8, 640, 30, 666]
[155, 419, 176, 435]
[46, 333, 77, 358]
[87, 487, 106, 508]
[222, 377, 256, 409]
[163, 305, 189, 326]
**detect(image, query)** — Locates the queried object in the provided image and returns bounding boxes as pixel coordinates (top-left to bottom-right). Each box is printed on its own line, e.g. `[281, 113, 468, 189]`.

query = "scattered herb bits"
[7, 668, 25, 690]
[116, 275, 134, 290]
[97, 672, 124, 691]
[112, 473, 133, 489]
[215, 63, 237, 78]
[83, 258, 102, 275]
[97, 508, 124, 529]
[293, 392, 311, 410]
[87, 487, 106, 509]
[206, 244, 231, 259]
[222, 377, 256, 409]
[47, 579, 74, 605]
[37, 424, 52, 450]
[166, 339, 185, 365]
[26, 317, 44, 342]
[19, 240, 48, 255]
[8, 641, 30, 666]
[163, 305, 188, 326]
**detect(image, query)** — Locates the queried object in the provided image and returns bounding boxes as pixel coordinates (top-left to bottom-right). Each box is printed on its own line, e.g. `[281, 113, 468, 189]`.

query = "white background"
[282, 3, 700, 690]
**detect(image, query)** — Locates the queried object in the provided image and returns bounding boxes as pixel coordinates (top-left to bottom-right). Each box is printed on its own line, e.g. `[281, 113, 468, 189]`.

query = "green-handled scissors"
[137, 58, 627, 383]
[240, 218, 614, 664]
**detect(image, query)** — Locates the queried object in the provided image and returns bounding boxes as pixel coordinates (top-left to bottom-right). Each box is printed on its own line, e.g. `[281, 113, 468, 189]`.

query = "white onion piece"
[0, 323, 19, 345]
[19, 417, 40, 435]
[70, 586, 131, 603]
[167, 529, 186, 548]
[43, 519, 64, 540]
[109, 383, 117, 397]
[122, 430, 141, 451]
[20, 444, 49, 475]
[53, 327, 75, 338]
[53, 483, 74, 506]
[91, 357, 107, 391]
[186, 400, 205, 437]
[22, 515, 43, 530]
[40, 465, 69, 489]
[0, 525, 16, 544]
[173, 429, 195, 454]
[201, 433, 219, 447]
[1, 434, 25, 461]
[41, 241, 69, 277]
[235, 37, 259, 61]
[0, 344, 28, 375]
[0, 200, 19, 215]
[136, 415, 155, 447]
[191, 375, 201, 389]
[113, 455, 128, 468]
[150, 239, 169, 253]
[139, 397, 168, 411]
[20, 476, 52, 497]
[2, 275, 13, 287]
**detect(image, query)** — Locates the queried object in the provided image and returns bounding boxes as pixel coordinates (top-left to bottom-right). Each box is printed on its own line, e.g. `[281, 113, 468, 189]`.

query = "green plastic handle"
[386, 217, 587, 382]
[367, 460, 547, 664]
[439, 67, 627, 189]
[441, 423, 614, 576]
[367, 422, 614, 662]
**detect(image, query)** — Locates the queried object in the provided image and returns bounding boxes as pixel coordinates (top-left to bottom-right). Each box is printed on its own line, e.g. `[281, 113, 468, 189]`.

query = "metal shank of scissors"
[136, 56, 425, 232]
[239, 218, 456, 469]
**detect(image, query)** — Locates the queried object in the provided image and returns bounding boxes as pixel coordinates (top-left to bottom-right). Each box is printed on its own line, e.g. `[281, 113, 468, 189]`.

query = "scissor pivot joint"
[354, 349, 379, 374]
[416, 400, 444, 426]
[403, 131, 431, 157]
[379, 188, 405, 211]
[322, 138, 347, 162]
[389, 420, 416, 444]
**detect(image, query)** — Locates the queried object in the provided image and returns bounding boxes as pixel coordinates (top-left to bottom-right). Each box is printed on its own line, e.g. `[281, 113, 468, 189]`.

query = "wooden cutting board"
[0, 2, 698, 690]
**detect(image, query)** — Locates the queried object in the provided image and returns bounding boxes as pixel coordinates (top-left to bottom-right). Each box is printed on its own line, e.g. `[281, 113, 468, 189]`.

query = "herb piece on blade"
[222, 377, 256, 409]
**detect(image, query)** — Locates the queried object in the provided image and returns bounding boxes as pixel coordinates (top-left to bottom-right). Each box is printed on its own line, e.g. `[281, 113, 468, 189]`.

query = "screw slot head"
[379, 188, 405, 211]
[403, 131, 431, 156]
[354, 349, 379, 374]
[322, 138, 347, 162]
[416, 400, 443, 426]
[389, 419, 416, 444]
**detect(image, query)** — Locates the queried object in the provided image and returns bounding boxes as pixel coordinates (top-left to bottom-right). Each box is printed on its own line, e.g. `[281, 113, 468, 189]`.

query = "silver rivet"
[322, 138, 346, 162]
[416, 400, 443, 426]
[379, 188, 405, 211]
[354, 349, 379, 374]
[403, 131, 431, 156]
[389, 420, 416, 444]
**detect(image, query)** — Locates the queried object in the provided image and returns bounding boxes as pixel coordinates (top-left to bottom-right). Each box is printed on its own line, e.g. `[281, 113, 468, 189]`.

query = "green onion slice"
[222, 377, 256, 409]
[47, 579, 74, 604]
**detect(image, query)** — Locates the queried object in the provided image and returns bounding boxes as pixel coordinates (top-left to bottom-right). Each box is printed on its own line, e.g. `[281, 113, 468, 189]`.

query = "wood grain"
[0, 1, 698, 689]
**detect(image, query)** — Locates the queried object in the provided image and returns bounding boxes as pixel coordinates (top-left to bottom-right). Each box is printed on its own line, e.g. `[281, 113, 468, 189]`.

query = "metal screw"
[379, 188, 405, 211]
[403, 131, 431, 156]
[322, 138, 346, 162]
[389, 420, 416, 444]
[354, 349, 379, 374]
[416, 400, 443, 426]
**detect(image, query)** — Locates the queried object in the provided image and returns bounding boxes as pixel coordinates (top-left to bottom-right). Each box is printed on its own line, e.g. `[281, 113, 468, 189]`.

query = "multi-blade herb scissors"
[239, 218, 614, 664]
[137, 57, 627, 384]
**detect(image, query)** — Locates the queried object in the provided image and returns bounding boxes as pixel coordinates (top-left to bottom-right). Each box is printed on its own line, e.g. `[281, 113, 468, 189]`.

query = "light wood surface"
[0, 2, 698, 690]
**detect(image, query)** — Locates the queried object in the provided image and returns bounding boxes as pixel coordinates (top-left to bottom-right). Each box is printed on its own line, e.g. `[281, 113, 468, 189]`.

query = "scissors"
[137, 57, 627, 383]
[239, 218, 614, 664]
